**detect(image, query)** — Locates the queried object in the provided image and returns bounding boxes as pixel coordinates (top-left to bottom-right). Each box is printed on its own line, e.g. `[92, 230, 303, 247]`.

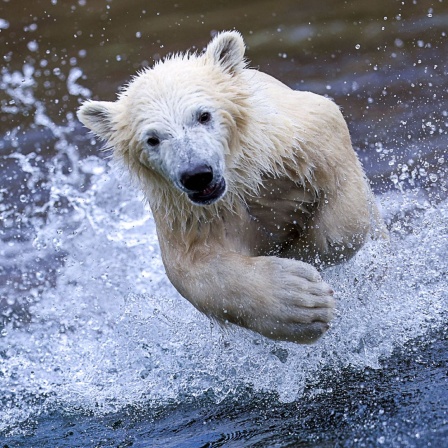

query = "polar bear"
[78, 31, 382, 344]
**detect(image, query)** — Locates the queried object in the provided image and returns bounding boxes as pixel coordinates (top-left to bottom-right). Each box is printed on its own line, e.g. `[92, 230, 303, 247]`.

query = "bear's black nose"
[180, 164, 214, 192]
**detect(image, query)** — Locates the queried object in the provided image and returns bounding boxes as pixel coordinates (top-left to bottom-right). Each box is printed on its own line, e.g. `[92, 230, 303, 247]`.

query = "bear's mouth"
[187, 178, 226, 205]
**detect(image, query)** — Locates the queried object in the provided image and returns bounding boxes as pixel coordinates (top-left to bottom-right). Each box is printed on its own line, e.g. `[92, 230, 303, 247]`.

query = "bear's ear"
[204, 31, 246, 74]
[77, 100, 120, 141]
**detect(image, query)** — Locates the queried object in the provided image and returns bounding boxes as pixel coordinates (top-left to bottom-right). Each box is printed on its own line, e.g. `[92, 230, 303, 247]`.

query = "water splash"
[0, 65, 447, 436]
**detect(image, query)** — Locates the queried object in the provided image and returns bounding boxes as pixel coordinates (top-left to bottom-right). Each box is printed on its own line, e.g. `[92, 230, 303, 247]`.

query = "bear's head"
[78, 31, 250, 207]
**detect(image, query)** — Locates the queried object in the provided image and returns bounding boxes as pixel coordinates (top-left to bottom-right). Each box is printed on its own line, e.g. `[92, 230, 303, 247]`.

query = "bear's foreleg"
[162, 248, 335, 344]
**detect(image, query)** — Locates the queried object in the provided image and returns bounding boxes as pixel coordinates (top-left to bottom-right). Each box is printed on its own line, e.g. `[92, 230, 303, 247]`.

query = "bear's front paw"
[253, 257, 335, 344]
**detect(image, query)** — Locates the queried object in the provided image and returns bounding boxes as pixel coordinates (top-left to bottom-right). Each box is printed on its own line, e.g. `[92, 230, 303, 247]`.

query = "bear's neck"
[141, 174, 245, 247]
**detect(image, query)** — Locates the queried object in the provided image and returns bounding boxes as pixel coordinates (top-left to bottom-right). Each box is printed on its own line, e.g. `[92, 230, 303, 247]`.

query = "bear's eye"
[198, 111, 211, 125]
[147, 136, 160, 147]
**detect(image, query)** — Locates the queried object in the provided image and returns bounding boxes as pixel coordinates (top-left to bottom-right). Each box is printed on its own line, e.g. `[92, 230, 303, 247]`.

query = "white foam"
[1, 157, 447, 433]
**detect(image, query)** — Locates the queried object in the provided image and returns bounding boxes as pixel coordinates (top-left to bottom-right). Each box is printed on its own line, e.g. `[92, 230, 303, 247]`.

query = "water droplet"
[0, 19, 10, 30]
[429, 173, 438, 183]
[27, 41, 38, 52]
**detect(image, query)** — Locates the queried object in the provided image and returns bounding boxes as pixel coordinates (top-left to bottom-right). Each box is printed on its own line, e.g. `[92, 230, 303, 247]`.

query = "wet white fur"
[78, 31, 384, 343]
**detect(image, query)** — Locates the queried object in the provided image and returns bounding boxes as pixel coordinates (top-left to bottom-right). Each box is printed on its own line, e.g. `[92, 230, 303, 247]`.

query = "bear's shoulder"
[240, 68, 342, 130]
[242, 69, 337, 110]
